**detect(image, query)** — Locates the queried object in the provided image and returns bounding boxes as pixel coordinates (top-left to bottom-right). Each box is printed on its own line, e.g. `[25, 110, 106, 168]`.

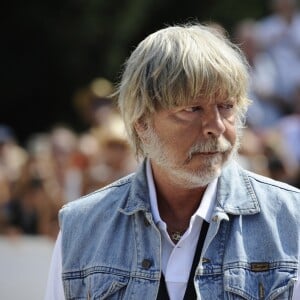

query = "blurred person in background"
[269, 85, 300, 187]
[255, 0, 300, 112]
[0, 125, 28, 235]
[73, 77, 119, 129]
[234, 19, 286, 128]
[4, 133, 62, 238]
[0, 168, 12, 234]
[236, 127, 271, 176]
[73, 77, 137, 193]
[0, 125, 27, 186]
[234, 17, 300, 188]
[82, 114, 137, 193]
[46, 23, 300, 299]
[49, 125, 86, 204]
[8, 176, 54, 236]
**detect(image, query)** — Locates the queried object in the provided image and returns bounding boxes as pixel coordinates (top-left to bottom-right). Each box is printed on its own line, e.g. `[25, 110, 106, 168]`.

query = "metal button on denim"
[212, 215, 218, 222]
[142, 259, 152, 269]
[144, 217, 151, 227]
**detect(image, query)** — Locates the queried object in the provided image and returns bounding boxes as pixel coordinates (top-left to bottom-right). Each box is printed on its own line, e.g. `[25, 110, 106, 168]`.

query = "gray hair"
[117, 23, 251, 157]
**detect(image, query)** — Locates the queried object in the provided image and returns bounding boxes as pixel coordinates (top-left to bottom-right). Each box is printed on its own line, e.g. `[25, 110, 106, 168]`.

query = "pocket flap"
[224, 263, 297, 300]
[66, 273, 129, 299]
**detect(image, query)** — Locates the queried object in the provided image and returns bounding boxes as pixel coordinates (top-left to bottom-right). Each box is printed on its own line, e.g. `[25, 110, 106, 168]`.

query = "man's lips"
[184, 150, 224, 164]
[194, 151, 220, 155]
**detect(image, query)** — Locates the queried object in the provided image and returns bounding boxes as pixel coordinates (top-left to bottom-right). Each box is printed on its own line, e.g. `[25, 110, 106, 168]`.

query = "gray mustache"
[189, 137, 232, 155]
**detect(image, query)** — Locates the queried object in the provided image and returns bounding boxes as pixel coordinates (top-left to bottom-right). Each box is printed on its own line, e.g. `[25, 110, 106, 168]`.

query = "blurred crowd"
[234, 0, 300, 186]
[0, 78, 138, 239]
[1, 0, 300, 239]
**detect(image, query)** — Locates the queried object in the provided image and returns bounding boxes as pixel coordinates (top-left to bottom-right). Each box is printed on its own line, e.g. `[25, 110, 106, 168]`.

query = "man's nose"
[201, 107, 226, 137]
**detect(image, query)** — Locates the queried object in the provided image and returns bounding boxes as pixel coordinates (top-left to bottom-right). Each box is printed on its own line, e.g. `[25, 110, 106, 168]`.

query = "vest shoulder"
[59, 173, 135, 219]
[223, 162, 300, 195]
[243, 168, 300, 195]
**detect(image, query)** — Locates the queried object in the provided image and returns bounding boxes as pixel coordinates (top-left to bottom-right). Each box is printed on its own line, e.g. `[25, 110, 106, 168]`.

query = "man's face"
[139, 97, 240, 188]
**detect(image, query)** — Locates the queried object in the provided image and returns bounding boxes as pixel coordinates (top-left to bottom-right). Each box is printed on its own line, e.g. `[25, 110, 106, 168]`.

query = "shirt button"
[141, 259, 152, 269]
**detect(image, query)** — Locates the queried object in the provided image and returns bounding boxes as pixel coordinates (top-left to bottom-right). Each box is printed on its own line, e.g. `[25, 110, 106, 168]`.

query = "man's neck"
[150, 160, 207, 230]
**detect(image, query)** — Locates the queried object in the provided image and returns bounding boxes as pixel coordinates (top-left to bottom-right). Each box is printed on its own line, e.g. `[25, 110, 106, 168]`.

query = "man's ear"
[134, 119, 148, 133]
[134, 119, 148, 141]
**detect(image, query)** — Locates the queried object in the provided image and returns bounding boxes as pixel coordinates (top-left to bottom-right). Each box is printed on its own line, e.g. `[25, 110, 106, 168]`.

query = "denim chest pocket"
[64, 272, 129, 300]
[223, 263, 297, 300]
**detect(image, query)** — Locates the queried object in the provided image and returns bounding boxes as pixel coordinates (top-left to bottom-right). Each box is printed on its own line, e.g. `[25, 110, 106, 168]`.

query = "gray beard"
[143, 126, 240, 188]
[167, 146, 238, 188]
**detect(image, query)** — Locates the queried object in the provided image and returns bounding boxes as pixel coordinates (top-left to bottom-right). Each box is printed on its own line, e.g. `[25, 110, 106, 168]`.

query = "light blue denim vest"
[59, 161, 300, 299]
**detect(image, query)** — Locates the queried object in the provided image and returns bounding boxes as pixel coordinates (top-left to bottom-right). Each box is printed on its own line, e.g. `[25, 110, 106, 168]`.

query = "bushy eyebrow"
[179, 97, 236, 107]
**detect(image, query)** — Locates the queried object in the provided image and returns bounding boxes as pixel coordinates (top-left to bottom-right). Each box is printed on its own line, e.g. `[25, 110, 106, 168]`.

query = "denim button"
[202, 257, 211, 263]
[212, 215, 218, 222]
[142, 259, 152, 269]
[144, 217, 151, 227]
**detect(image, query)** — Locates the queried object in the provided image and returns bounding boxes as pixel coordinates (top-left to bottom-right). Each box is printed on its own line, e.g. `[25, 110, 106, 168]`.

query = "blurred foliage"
[2, 0, 269, 143]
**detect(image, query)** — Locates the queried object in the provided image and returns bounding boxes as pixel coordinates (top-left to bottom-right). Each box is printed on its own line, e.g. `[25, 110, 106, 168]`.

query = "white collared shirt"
[146, 160, 217, 300]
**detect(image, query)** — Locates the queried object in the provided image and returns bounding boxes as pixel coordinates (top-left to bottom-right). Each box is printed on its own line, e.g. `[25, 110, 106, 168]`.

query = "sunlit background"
[1, 0, 300, 298]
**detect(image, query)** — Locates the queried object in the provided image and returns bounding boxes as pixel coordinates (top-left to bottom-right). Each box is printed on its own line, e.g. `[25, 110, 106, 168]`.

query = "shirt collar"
[146, 159, 218, 225]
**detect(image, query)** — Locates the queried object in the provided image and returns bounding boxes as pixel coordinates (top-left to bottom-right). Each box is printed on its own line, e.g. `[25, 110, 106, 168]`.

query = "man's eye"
[183, 106, 201, 112]
[218, 103, 234, 110]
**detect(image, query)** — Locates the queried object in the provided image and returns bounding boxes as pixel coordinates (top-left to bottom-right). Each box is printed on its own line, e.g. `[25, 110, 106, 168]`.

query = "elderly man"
[46, 23, 300, 299]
